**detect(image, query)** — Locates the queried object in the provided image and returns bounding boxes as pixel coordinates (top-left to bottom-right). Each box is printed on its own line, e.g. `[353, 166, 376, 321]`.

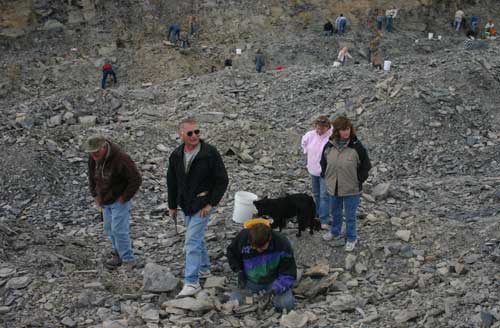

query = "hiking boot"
[121, 260, 136, 271]
[104, 254, 122, 269]
[177, 283, 201, 298]
[199, 271, 211, 279]
[345, 240, 358, 252]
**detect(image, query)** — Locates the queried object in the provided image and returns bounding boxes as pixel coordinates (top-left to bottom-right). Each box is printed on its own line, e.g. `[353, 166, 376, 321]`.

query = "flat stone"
[6, 276, 32, 289]
[345, 254, 357, 271]
[0, 268, 16, 278]
[102, 320, 129, 328]
[326, 293, 357, 311]
[61, 317, 77, 327]
[162, 295, 214, 312]
[396, 230, 411, 242]
[463, 254, 480, 264]
[394, 310, 418, 323]
[372, 182, 391, 200]
[0, 306, 10, 314]
[280, 310, 309, 328]
[198, 111, 225, 123]
[304, 263, 329, 277]
[203, 276, 226, 289]
[142, 309, 160, 323]
[84, 282, 105, 290]
[78, 115, 97, 126]
[143, 263, 179, 292]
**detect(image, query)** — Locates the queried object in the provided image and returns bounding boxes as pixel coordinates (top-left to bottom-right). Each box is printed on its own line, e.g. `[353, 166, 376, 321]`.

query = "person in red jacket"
[101, 62, 117, 89]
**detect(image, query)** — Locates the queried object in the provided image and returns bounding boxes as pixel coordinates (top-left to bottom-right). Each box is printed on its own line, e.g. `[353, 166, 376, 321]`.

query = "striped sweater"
[227, 230, 297, 294]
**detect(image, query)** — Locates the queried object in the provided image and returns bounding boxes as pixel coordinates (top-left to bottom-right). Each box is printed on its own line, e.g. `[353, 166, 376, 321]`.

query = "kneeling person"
[227, 219, 296, 312]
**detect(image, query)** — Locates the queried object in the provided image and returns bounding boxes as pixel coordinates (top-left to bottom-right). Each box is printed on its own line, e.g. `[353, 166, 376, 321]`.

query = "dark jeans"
[386, 17, 393, 32]
[101, 69, 117, 89]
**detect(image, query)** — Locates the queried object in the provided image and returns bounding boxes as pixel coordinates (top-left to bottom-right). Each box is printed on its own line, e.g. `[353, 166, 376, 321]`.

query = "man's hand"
[169, 208, 178, 217]
[199, 204, 212, 217]
[118, 196, 125, 204]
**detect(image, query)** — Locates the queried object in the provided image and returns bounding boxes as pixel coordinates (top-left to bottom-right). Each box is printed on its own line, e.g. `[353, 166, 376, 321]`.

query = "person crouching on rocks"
[320, 116, 371, 252]
[84, 136, 142, 270]
[226, 219, 297, 312]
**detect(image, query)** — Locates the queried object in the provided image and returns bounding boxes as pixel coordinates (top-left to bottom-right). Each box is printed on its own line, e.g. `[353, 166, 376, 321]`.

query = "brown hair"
[249, 223, 271, 248]
[314, 115, 331, 128]
[331, 116, 356, 140]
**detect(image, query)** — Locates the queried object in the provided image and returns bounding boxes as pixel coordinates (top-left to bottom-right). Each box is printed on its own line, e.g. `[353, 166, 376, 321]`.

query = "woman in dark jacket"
[320, 116, 371, 252]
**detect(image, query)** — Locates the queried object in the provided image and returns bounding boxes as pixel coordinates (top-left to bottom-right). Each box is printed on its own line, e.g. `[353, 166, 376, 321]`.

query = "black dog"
[253, 193, 321, 237]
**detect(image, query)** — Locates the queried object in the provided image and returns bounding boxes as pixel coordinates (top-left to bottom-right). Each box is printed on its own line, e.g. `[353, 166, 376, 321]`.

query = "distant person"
[189, 16, 199, 36]
[368, 30, 381, 63]
[337, 46, 352, 65]
[336, 14, 347, 34]
[255, 49, 265, 73]
[301, 116, 333, 230]
[470, 15, 478, 33]
[84, 136, 142, 270]
[485, 19, 496, 36]
[454, 10, 464, 32]
[324, 20, 334, 36]
[385, 8, 397, 32]
[101, 61, 117, 89]
[376, 12, 384, 31]
[168, 23, 181, 45]
[227, 219, 297, 312]
[321, 116, 371, 252]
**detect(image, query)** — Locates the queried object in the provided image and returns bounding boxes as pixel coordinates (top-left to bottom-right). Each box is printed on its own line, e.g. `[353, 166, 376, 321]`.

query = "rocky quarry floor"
[2, 4, 500, 328]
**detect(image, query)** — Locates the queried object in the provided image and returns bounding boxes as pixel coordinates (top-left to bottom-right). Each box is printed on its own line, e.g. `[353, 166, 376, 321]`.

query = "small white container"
[232, 191, 258, 223]
[428, 33, 434, 40]
[383, 60, 392, 72]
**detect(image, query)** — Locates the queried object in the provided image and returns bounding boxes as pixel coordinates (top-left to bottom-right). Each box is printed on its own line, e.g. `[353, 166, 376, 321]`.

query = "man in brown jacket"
[84, 136, 142, 269]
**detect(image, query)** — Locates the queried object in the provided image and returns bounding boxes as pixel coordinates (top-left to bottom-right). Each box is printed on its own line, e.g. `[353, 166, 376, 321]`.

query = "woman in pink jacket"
[301, 116, 333, 230]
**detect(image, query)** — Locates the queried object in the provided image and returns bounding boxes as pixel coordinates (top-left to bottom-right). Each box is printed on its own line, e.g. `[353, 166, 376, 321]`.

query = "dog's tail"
[307, 195, 317, 218]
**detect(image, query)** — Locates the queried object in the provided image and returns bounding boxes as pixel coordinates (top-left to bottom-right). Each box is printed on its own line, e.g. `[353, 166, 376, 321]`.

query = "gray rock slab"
[143, 263, 179, 292]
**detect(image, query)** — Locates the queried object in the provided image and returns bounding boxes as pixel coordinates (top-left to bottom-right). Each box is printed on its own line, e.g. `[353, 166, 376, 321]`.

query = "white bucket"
[232, 191, 258, 223]
[428, 32, 434, 40]
[383, 60, 392, 72]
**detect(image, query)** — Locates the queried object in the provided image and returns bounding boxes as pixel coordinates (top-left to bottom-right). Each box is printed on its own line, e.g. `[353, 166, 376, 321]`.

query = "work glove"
[237, 271, 247, 289]
[271, 279, 287, 295]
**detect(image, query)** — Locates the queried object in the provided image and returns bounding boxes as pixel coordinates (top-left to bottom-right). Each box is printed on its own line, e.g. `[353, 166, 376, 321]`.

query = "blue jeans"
[377, 17, 384, 30]
[103, 201, 135, 262]
[230, 280, 295, 312]
[329, 194, 361, 242]
[386, 17, 393, 32]
[101, 69, 117, 89]
[454, 18, 461, 31]
[183, 210, 211, 284]
[311, 175, 330, 224]
[338, 20, 346, 34]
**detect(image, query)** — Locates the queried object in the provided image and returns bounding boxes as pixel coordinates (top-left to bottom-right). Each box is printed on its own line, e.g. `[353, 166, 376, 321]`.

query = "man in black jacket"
[167, 117, 229, 297]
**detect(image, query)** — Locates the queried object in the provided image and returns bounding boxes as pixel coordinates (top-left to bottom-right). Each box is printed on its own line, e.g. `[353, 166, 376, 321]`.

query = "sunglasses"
[186, 129, 200, 137]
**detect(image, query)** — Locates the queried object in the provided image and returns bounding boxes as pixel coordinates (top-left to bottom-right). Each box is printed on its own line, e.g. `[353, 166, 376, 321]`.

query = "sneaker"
[345, 240, 357, 252]
[322, 232, 334, 241]
[321, 224, 330, 230]
[199, 271, 211, 279]
[104, 254, 122, 269]
[177, 283, 201, 298]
